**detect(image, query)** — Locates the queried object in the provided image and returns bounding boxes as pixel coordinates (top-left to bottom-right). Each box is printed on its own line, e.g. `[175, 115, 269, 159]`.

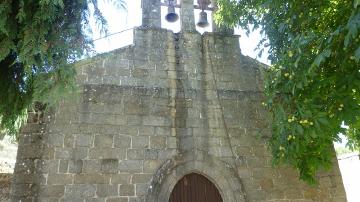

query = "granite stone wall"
[11, 27, 347, 202]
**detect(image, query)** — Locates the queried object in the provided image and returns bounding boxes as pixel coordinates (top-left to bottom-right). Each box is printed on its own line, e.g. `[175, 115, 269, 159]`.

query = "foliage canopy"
[0, 0, 124, 138]
[216, 0, 360, 183]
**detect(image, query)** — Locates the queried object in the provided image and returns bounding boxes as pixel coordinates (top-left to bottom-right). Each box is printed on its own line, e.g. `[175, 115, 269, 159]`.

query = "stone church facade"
[11, 0, 347, 201]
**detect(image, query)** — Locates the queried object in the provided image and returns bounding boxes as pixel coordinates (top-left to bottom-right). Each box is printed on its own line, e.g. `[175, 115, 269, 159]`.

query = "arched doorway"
[169, 173, 223, 202]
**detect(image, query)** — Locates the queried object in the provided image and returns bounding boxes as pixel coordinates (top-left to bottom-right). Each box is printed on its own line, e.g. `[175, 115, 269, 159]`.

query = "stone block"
[106, 59, 129, 70]
[158, 149, 176, 159]
[144, 149, 158, 159]
[137, 126, 155, 136]
[131, 68, 149, 78]
[259, 178, 274, 191]
[126, 115, 142, 125]
[17, 145, 43, 159]
[124, 101, 148, 115]
[82, 160, 101, 173]
[99, 125, 122, 135]
[143, 116, 171, 127]
[131, 137, 149, 149]
[179, 136, 194, 151]
[219, 147, 234, 157]
[166, 137, 177, 149]
[75, 134, 93, 147]
[176, 128, 192, 137]
[119, 160, 143, 173]
[65, 184, 96, 197]
[127, 149, 145, 160]
[246, 157, 268, 168]
[40, 185, 65, 197]
[12, 173, 37, 184]
[135, 183, 149, 196]
[47, 174, 73, 185]
[68, 160, 83, 174]
[119, 184, 135, 196]
[106, 197, 129, 202]
[85, 198, 106, 202]
[235, 146, 254, 156]
[73, 147, 89, 160]
[102, 114, 127, 125]
[47, 134, 64, 147]
[42, 146, 55, 159]
[128, 197, 144, 202]
[132, 174, 152, 184]
[55, 148, 72, 159]
[284, 188, 304, 199]
[96, 184, 118, 197]
[304, 188, 319, 200]
[246, 189, 266, 201]
[100, 159, 119, 174]
[64, 134, 75, 148]
[37, 160, 59, 174]
[94, 134, 114, 148]
[74, 174, 110, 184]
[60, 197, 85, 202]
[89, 148, 126, 159]
[114, 135, 131, 148]
[143, 160, 160, 173]
[150, 136, 166, 149]
[268, 189, 285, 200]
[111, 174, 131, 184]
[59, 160, 69, 173]
[149, 105, 169, 117]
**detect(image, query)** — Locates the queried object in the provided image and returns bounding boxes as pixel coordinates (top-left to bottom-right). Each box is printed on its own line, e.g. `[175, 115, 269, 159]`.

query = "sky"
[89, 0, 270, 64]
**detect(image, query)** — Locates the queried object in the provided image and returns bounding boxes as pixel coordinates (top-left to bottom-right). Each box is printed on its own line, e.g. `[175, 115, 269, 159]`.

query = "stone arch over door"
[169, 173, 223, 202]
[146, 158, 246, 202]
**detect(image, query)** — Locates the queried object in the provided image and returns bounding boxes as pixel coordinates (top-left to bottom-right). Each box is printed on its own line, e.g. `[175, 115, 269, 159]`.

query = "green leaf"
[355, 46, 360, 61]
[296, 124, 304, 135]
[312, 49, 331, 67]
[309, 130, 317, 138]
[318, 118, 329, 126]
[0, 38, 13, 61]
[354, 0, 360, 8]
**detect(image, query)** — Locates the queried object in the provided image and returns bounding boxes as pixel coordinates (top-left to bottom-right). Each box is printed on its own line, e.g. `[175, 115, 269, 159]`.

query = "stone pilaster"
[180, 0, 196, 31]
[141, 0, 161, 28]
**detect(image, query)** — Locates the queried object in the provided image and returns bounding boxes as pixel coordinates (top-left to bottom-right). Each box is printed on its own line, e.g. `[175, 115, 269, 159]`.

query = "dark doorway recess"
[169, 173, 223, 202]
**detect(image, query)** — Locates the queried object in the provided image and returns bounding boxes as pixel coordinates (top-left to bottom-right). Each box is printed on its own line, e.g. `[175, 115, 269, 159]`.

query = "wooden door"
[169, 173, 223, 202]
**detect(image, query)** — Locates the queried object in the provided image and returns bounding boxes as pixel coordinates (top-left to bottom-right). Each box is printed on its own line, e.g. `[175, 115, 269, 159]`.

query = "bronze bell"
[197, 11, 209, 27]
[165, 5, 179, 23]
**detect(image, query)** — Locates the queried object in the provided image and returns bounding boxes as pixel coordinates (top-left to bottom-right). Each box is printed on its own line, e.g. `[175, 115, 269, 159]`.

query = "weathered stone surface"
[119, 184, 135, 196]
[110, 174, 131, 184]
[0, 174, 11, 202]
[119, 160, 143, 173]
[100, 159, 119, 174]
[96, 184, 118, 197]
[74, 173, 110, 184]
[65, 184, 96, 197]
